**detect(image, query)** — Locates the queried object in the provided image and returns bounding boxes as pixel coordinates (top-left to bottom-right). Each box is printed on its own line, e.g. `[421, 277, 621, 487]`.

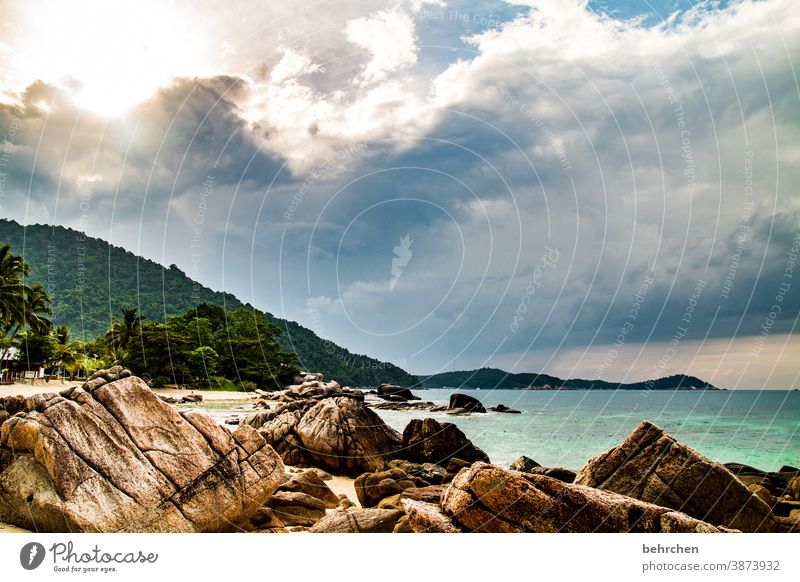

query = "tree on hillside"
[122, 320, 191, 386]
[107, 306, 142, 354]
[215, 308, 298, 389]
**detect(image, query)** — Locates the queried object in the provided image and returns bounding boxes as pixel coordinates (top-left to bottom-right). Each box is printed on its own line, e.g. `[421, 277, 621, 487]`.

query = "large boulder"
[248, 397, 402, 477]
[0, 395, 26, 416]
[442, 462, 733, 533]
[354, 467, 429, 507]
[376, 384, 420, 402]
[0, 372, 284, 532]
[266, 491, 326, 527]
[278, 469, 339, 508]
[447, 393, 486, 413]
[574, 421, 777, 532]
[402, 418, 489, 466]
[309, 508, 404, 533]
[387, 459, 448, 484]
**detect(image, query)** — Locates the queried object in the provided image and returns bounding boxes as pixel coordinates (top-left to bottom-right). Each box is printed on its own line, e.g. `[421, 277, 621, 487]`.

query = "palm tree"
[51, 325, 79, 380]
[22, 284, 53, 335]
[0, 246, 53, 368]
[119, 306, 141, 350]
[106, 306, 141, 361]
[0, 244, 28, 329]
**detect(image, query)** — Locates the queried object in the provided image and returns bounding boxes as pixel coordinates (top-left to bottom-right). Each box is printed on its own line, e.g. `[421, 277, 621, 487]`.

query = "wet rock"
[442, 462, 733, 533]
[376, 384, 420, 402]
[371, 401, 436, 411]
[488, 404, 521, 413]
[575, 421, 777, 532]
[447, 393, 486, 413]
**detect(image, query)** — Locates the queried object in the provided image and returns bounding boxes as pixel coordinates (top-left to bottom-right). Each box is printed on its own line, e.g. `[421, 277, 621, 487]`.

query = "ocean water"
[373, 389, 800, 471]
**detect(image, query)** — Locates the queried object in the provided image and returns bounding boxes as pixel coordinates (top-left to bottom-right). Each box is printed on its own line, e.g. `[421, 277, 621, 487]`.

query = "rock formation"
[574, 421, 776, 532]
[0, 368, 284, 532]
[309, 508, 404, 533]
[447, 393, 486, 414]
[442, 462, 733, 533]
[245, 396, 402, 476]
[402, 418, 489, 466]
[376, 384, 420, 402]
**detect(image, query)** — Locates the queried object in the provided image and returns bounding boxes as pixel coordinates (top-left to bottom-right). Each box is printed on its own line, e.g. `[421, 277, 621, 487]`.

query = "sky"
[0, 0, 798, 388]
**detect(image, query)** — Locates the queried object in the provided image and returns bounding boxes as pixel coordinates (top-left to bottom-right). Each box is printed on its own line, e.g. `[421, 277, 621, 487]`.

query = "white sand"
[0, 521, 30, 533]
[0, 381, 258, 402]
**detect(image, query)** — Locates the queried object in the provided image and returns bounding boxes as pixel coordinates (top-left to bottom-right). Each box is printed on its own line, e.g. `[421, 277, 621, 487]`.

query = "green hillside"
[0, 219, 416, 387]
[419, 367, 716, 390]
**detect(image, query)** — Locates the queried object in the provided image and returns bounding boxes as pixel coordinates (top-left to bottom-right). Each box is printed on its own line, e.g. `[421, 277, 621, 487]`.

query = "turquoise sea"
[373, 389, 800, 472]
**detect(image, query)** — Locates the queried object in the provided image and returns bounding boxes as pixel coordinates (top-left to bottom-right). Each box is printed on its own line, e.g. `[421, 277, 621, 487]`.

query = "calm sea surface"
[193, 389, 799, 472]
[373, 389, 800, 471]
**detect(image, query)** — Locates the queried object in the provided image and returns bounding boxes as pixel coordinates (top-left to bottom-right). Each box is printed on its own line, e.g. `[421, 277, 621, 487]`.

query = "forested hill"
[419, 367, 716, 390]
[0, 219, 416, 387]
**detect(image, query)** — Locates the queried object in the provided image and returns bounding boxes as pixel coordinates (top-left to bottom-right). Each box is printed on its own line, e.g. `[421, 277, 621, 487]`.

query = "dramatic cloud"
[1, 0, 798, 387]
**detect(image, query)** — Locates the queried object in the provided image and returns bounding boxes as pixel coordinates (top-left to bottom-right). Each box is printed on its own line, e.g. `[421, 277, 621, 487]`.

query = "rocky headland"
[0, 369, 797, 533]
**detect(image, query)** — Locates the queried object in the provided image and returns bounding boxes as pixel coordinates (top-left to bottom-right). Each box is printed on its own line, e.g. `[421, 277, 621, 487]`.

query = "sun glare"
[17, 0, 211, 116]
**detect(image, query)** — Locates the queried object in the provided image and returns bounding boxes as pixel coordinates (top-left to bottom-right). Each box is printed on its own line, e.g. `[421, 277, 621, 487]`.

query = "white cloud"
[345, 10, 419, 84]
[269, 48, 321, 83]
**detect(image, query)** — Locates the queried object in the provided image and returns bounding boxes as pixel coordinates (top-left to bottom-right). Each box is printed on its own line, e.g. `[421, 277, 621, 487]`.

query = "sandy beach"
[0, 381, 258, 402]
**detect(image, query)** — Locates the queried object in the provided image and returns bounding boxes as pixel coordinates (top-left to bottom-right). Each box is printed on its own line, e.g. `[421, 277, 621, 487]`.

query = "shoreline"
[0, 382, 259, 402]
[1, 379, 797, 533]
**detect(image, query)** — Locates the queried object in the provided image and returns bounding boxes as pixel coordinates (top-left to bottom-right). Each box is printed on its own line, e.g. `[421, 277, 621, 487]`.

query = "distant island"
[417, 367, 717, 391]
